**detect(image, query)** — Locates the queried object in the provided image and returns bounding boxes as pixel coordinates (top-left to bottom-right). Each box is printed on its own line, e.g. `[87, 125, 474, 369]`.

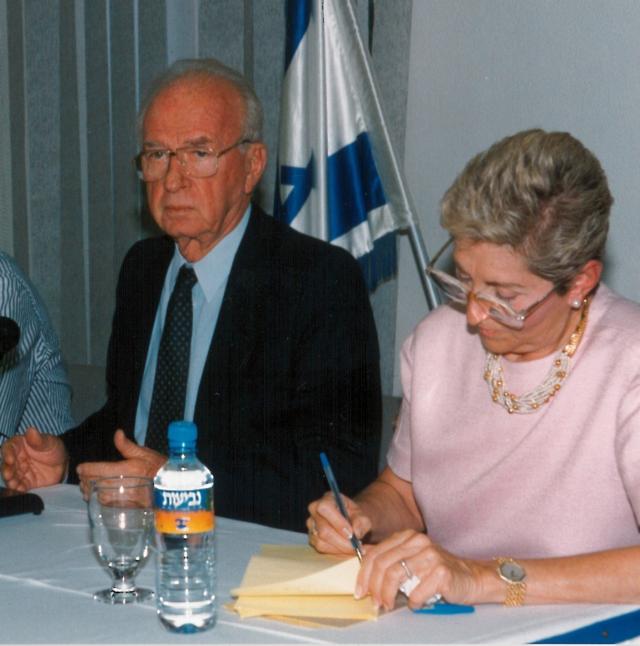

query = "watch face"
[500, 560, 526, 582]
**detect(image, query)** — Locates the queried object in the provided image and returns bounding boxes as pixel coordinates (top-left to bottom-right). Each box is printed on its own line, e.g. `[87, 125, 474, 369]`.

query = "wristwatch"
[496, 557, 526, 606]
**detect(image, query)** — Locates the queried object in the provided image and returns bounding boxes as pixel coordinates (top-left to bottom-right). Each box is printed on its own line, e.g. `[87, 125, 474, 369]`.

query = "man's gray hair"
[137, 58, 263, 144]
[440, 129, 613, 293]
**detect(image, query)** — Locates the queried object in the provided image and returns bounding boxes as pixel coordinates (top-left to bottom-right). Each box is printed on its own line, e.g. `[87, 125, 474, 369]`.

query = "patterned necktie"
[145, 265, 198, 453]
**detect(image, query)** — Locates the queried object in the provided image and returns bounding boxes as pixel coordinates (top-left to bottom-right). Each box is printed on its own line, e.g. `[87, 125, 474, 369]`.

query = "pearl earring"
[571, 298, 582, 309]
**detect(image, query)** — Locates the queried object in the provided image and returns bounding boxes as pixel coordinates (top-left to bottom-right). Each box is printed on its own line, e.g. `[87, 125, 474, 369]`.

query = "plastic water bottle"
[153, 421, 216, 633]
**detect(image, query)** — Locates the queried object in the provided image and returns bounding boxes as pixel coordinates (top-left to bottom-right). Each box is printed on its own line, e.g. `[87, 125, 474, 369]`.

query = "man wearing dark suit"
[1, 59, 381, 531]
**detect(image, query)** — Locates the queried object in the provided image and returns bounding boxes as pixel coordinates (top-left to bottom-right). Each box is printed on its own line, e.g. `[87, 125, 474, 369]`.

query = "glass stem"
[111, 570, 136, 594]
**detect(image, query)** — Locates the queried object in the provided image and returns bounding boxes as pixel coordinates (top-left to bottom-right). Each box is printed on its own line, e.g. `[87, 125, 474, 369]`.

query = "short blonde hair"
[441, 129, 613, 292]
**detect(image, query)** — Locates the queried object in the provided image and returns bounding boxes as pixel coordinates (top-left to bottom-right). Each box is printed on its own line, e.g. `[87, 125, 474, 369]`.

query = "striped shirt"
[0, 252, 74, 445]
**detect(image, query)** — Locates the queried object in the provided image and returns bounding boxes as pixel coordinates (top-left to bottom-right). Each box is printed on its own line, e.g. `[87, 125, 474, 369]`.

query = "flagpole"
[406, 220, 441, 311]
[314, 0, 329, 239]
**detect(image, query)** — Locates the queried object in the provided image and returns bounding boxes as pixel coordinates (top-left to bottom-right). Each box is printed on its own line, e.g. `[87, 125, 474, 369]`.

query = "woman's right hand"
[307, 491, 372, 555]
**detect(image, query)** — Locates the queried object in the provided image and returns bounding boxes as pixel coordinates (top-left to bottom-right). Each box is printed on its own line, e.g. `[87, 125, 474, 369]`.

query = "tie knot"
[177, 265, 197, 290]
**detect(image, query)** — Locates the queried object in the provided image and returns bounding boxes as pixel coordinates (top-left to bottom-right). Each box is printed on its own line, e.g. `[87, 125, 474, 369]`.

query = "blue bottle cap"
[167, 421, 197, 448]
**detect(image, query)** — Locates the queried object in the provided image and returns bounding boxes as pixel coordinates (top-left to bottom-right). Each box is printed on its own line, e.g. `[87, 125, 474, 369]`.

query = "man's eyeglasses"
[134, 137, 252, 182]
[426, 238, 556, 330]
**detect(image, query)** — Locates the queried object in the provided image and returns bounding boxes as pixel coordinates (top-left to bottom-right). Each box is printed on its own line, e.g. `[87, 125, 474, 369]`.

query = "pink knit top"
[387, 284, 640, 559]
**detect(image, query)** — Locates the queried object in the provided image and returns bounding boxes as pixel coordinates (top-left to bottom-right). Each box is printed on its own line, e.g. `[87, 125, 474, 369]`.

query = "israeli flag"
[274, 0, 416, 291]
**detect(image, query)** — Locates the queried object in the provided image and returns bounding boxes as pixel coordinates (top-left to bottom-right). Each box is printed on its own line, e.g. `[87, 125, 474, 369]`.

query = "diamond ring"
[399, 559, 413, 579]
[398, 560, 443, 605]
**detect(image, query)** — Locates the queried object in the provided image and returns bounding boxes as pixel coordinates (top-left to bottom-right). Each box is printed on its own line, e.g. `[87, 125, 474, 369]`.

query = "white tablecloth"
[0, 485, 637, 644]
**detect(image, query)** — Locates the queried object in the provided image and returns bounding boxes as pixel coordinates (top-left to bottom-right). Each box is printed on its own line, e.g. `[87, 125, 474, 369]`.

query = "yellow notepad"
[230, 544, 378, 623]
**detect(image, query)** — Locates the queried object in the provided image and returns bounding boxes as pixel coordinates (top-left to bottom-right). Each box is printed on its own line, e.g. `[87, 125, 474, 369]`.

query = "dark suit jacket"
[63, 207, 381, 530]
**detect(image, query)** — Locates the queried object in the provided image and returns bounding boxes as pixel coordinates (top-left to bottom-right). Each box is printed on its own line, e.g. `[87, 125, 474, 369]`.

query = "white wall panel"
[397, 0, 640, 394]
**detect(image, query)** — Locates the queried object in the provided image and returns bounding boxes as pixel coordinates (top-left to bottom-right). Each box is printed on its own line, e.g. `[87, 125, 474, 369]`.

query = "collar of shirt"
[169, 205, 252, 299]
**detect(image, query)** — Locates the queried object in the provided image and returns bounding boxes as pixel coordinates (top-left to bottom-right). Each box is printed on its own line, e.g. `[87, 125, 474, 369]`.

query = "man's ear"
[243, 142, 267, 194]
[566, 259, 602, 304]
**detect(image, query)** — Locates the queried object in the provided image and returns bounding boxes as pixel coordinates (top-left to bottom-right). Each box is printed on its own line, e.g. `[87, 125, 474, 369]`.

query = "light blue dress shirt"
[134, 208, 250, 446]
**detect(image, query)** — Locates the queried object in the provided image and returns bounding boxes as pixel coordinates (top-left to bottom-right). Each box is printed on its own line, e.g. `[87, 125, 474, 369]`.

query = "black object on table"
[0, 487, 44, 517]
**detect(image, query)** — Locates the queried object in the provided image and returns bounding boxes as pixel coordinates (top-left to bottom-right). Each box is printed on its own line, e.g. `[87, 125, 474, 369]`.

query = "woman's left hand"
[356, 529, 489, 610]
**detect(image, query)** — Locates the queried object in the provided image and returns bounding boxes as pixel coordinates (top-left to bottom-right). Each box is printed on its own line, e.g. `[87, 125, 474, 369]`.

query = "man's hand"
[1, 427, 68, 491]
[76, 429, 167, 499]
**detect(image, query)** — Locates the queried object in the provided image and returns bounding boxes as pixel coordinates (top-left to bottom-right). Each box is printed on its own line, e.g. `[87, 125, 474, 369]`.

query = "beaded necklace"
[483, 297, 591, 414]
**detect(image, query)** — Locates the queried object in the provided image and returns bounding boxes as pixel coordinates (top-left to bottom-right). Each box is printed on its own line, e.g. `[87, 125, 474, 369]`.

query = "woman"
[307, 129, 640, 609]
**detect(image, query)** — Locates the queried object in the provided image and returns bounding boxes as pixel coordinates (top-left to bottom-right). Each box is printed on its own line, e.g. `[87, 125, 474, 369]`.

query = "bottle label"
[154, 487, 215, 534]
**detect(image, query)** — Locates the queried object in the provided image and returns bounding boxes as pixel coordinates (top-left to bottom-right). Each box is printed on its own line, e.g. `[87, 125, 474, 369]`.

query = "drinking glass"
[88, 475, 155, 604]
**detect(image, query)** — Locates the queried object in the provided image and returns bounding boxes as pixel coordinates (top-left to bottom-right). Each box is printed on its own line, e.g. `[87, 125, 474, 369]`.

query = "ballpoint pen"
[319, 452, 364, 562]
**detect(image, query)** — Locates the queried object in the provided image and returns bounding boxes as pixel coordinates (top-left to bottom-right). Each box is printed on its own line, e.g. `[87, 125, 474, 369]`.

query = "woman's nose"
[466, 293, 490, 327]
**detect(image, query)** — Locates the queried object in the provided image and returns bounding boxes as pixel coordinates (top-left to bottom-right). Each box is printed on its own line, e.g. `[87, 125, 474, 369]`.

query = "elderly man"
[1, 59, 381, 530]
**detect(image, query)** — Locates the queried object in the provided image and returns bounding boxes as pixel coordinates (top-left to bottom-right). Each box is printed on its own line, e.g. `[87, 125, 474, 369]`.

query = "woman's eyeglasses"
[426, 238, 556, 330]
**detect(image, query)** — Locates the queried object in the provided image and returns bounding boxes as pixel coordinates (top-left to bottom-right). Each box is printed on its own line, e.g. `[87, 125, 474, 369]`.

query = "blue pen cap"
[167, 420, 197, 450]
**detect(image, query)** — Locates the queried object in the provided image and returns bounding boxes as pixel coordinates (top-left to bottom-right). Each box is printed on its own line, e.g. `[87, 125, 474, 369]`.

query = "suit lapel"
[124, 237, 174, 432]
[194, 207, 274, 419]
[138, 237, 174, 360]
[219, 266, 265, 369]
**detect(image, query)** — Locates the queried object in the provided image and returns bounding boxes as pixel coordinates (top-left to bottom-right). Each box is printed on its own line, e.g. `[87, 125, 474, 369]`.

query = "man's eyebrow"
[141, 136, 215, 149]
[184, 136, 214, 147]
[141, 140, 165, 149]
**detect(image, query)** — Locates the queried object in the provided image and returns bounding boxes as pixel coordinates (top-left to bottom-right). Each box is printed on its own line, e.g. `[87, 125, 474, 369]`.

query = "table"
[0, 485, 638, 644]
